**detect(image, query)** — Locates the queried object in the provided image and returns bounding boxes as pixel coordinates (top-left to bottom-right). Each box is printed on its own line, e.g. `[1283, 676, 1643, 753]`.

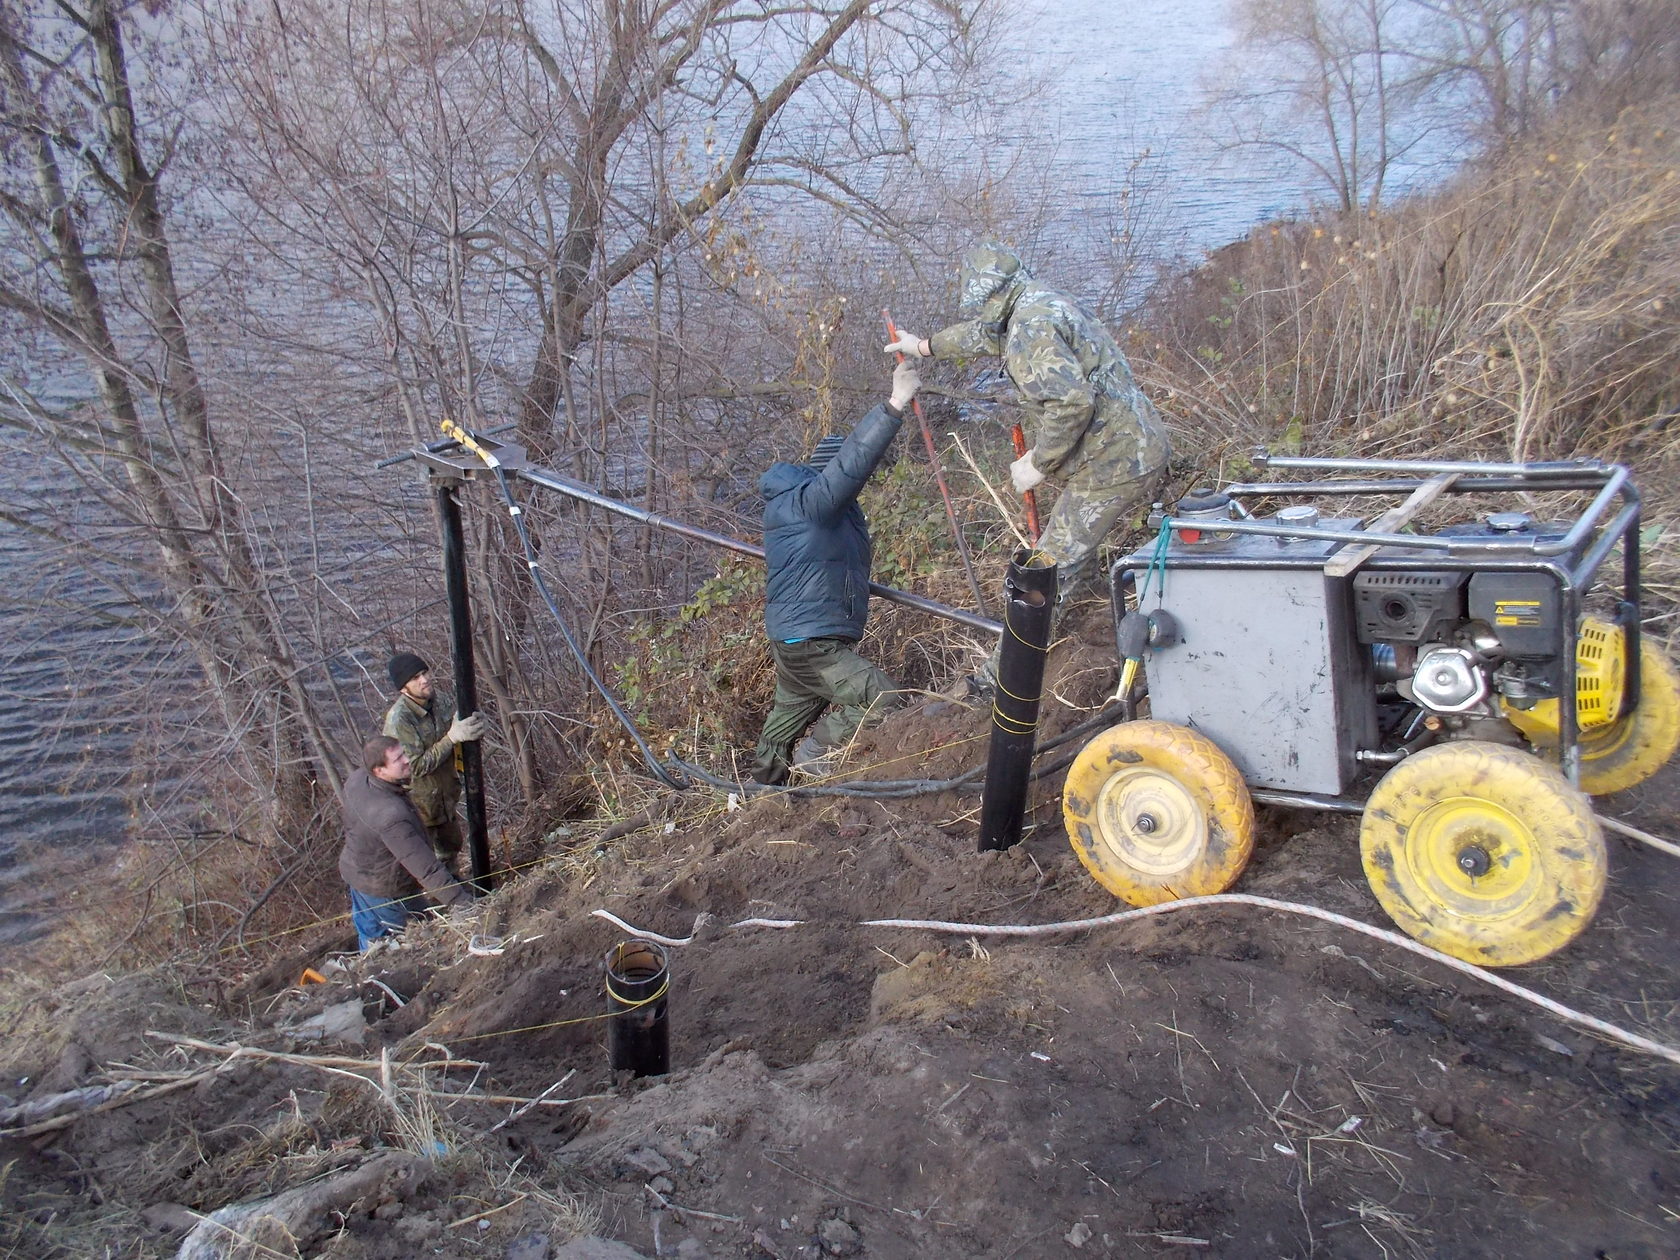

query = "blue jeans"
[348, 887, 430, 951]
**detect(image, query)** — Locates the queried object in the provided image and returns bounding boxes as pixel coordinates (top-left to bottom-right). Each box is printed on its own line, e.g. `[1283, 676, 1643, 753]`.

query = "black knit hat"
[387, 651, 428, 690]
[808, 434, 845, 471]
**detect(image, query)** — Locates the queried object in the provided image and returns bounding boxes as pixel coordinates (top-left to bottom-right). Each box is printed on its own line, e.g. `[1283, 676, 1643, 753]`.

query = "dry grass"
[0, 1155, 150, 1259]
[1138, 94, 1680, 625]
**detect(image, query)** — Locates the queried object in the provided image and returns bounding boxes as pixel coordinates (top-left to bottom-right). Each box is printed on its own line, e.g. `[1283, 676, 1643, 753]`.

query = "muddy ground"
[3, 618, 1679, 1259]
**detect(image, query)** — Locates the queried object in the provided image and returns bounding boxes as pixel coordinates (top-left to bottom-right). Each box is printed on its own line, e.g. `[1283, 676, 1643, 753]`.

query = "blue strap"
[1137, 520, 1172, 606]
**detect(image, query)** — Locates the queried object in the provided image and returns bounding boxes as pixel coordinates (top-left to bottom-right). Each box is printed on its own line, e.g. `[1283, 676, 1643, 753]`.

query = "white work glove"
[1011, 450, 1046, 494]
[882, 329, 929, 358]
[889, 361, 921, 411]
[448, 711, 485, 744]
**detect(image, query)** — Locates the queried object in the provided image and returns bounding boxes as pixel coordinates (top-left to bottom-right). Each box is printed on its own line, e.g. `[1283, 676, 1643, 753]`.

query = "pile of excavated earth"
[4, 615, 1679, 1259]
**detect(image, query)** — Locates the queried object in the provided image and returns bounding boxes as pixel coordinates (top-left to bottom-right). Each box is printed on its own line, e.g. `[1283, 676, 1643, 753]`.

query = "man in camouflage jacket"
[885, 243, 1170, 603]
[382, 651, 484, 871]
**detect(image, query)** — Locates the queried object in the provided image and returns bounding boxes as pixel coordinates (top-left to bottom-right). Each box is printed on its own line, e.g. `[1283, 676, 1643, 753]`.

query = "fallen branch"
[448, 1192, 530, 1229]
[646, 1182, 744, 1224]
[177, 1152, 424, 1260]
[145, 1031, 602, 1114]
[0, 1073, 215, 1139]
[489, 1070, 576, 1132]
[436, 1089, 614, 1108]
[147, 1031, 485, 1075]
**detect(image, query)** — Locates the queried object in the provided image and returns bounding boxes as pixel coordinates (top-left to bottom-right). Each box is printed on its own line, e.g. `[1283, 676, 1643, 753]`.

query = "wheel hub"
[1456, 845, 1492, 878]
[1408, 796, 1542, 921]
[1093, 766, 1208, 878]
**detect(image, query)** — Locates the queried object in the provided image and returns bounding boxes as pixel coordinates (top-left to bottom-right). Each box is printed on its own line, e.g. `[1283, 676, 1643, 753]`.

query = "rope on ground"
[1599, 813, 1680, 859]
[591, 896, 1680, 1069]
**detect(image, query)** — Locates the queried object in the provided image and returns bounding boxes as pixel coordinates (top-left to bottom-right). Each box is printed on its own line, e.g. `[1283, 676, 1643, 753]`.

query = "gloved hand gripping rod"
[1011, 423, 1041, 540]
[884, 309, 990, 618]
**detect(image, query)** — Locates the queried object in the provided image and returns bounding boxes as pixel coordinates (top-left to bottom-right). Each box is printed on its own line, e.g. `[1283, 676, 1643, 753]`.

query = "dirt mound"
[4, 623, 1680, 1258]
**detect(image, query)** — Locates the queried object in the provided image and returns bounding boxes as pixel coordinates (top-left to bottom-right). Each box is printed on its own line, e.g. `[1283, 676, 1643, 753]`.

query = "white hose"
[591, 910, 802, 946]
[592, 910, 701, 947]
[592, 896, 1680, 1068]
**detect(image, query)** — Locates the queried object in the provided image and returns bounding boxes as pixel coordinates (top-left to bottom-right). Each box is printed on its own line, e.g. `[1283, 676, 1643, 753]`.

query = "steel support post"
[434, 478, 492, 892]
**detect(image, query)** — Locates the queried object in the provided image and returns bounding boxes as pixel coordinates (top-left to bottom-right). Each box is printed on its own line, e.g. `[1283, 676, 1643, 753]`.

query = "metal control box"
[1118, 526, 1378, 795]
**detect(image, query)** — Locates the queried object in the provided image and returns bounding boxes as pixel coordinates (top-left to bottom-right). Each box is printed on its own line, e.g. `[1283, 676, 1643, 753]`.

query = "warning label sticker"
[1494, 599, 1543, 628]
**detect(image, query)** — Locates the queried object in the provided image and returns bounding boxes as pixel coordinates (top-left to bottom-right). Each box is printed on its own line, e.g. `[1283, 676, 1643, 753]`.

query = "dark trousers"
[751, 637, 900, 784]
[425, 814, 463, 870]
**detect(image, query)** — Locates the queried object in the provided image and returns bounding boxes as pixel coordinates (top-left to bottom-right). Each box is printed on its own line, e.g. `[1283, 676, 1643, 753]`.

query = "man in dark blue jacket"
[749, 361, 921, 785]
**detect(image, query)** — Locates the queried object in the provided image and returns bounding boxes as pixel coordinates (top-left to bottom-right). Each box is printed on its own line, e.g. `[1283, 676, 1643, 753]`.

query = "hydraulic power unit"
[1063, 452, 1679, 967]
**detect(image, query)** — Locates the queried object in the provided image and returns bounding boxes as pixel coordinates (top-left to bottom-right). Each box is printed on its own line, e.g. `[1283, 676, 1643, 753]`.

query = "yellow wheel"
[1360, 741, 1605, 966]
[1575, 639, 1680, 795]
[1503, 621, 1680, 795]
[1063, 720, 1255, 906]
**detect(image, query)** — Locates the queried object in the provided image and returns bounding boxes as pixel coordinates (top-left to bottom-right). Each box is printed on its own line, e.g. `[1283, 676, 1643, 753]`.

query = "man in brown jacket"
[339, 735, 473, 950]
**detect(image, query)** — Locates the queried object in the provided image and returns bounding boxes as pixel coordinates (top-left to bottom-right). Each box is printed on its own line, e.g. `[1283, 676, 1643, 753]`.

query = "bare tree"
[205, 0, 1006, 789]
[1206, 0, 1441, 214]
[1405, 0, 1566, 143]
[0, 0, 344, 850]
[0, 0, 1045, 916]
[1553, 0, 1680, 123]
[1212, 0, 1680, 210]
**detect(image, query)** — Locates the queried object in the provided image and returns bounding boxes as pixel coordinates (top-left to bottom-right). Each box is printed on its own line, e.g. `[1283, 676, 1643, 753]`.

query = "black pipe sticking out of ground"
[977, 550, 1057, 852]
[436, 480, 492, 892]
[605, 939, 671, 1077]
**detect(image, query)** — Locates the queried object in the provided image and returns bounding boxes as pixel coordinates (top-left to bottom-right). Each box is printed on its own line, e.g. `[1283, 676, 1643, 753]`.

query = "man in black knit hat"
[382, 651, 484, 873]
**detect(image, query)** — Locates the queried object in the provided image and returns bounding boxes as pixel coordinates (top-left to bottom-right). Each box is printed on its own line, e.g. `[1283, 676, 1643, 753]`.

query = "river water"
[0, 0, 1436, 941]
[1012, 0, 1294, 254]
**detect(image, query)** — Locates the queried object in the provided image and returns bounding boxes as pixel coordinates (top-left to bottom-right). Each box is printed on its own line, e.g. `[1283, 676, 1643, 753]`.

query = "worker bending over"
[886, 243, 1171, 687]
[750, 361, 922, 785]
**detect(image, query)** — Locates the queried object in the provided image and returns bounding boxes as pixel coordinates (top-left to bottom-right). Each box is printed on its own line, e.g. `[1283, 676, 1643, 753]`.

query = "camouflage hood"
[955, 243, 1029, 329]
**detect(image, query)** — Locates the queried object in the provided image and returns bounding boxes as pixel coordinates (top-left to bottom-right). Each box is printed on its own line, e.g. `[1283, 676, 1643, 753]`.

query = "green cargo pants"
[751, 637, 902, 785]
[1038, 461, 1168, 599]
[426, 815, 464, 873]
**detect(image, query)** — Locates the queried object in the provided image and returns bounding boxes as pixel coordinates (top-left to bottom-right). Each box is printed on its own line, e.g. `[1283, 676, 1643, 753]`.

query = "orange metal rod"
[883, 310, 988, 617]
[1010, 423, 1041, 540]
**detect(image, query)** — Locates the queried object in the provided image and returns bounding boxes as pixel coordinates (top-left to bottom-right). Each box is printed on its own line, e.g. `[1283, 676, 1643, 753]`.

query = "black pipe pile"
[605, 938, 671, 1077]
[977, 550, 1058, 851]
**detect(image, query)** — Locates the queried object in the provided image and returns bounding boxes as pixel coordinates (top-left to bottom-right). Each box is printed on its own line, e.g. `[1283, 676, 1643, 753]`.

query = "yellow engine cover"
[1503, 617, 1626, 741]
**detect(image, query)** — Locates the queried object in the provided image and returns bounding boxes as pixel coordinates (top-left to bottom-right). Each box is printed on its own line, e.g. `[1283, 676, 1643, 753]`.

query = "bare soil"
[4, 612, 1679, 1259]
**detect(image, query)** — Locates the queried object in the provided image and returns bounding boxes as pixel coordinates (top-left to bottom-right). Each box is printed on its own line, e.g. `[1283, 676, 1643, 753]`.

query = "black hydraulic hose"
[978, 551, 1057, 850]
[667, 702, 1123, 802]
[407, 426, 1120, 802]
[668, 755, 983, 800]
[516, 465, 1002, 637]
